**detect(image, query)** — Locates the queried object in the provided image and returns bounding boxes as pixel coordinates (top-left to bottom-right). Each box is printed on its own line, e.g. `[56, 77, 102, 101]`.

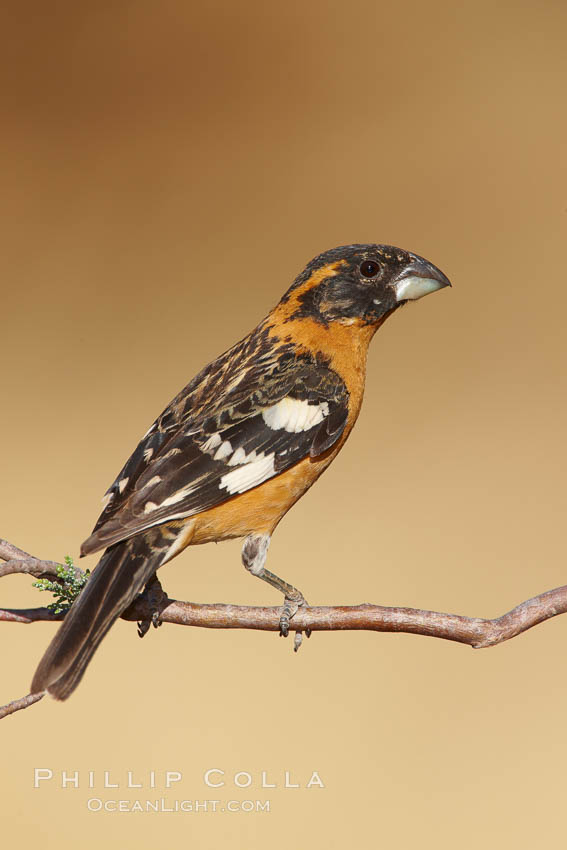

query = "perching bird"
[32, 243, 450, 699]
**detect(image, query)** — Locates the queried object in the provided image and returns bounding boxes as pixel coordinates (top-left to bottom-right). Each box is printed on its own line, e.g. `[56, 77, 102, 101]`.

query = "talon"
[279, 611, 290, 637]
[151, 611, 162, 629]
[137, 620, 150, 638]
[294, 631, 303, 652]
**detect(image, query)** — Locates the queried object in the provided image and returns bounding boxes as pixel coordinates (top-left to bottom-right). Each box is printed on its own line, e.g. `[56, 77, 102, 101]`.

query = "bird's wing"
[82, 330, 349, 554]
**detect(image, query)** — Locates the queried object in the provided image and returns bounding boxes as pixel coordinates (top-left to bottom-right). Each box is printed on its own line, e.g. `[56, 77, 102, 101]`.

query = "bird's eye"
[359, 260, 380, 278]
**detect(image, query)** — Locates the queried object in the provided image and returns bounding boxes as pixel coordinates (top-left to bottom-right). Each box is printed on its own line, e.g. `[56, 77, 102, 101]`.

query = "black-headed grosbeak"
[32, 243, 450, 699]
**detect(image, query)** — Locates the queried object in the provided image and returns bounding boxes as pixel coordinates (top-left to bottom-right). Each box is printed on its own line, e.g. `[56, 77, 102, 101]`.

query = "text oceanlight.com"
[87, 798, 270, 813]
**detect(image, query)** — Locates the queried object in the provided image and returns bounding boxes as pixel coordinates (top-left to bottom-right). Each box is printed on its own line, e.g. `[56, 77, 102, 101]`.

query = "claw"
[137, 619, 150, 638]
[279, 606, 292, 637]
[278, 595, 310, 649]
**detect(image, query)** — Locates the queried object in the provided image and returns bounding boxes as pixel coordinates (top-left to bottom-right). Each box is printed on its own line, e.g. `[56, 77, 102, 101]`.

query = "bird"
[31, 243, 451, 700]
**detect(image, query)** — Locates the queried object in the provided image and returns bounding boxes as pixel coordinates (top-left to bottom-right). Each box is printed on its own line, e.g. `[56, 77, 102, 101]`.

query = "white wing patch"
[220, 453, 276, 495]
[217, 397, 330, 496]
[202, 432, 222, 452]
[214, 440, 233, 460]
[228, 446, 246, 466]
[262, 397, 329, 433]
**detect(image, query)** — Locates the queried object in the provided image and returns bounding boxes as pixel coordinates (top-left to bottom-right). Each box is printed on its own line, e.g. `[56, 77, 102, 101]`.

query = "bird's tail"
[31, 531, 169, 701]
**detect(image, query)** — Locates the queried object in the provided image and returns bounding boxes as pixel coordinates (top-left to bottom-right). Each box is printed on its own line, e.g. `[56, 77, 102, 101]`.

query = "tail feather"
[31, 534, 166, 700]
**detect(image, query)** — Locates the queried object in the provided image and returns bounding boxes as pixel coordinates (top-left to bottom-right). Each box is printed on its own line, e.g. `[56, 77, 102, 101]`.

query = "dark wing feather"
[87, 323, 285, 537]
[82, 327, 348, 555]
[309, 405, 350, 457]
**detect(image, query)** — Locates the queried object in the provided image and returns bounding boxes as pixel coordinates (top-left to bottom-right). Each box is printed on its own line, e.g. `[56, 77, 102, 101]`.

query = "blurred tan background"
[1, 0, 566, 846]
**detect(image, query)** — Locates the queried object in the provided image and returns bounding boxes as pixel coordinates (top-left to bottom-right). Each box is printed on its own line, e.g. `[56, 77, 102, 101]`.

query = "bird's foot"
[279, 593, 311, 651]
[137, 574, 168, 638]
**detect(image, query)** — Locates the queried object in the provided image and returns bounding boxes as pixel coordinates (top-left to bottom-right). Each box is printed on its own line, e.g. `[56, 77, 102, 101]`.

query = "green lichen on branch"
[33, 556, 90, 613]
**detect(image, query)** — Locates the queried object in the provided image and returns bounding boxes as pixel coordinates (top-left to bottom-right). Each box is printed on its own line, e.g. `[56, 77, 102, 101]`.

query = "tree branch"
[0, 539, 38, 561]
[0, 692, 45, 720]
[3, 585, 567, 647]
[2, 537, 566, 717]
[0, 559, 62, 580]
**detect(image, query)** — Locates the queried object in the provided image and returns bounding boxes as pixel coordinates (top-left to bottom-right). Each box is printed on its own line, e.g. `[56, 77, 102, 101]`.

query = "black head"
[282, 244, 451, 326]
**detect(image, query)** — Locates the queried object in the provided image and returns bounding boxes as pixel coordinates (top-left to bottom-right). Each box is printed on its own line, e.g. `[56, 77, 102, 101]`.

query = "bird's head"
[280, 244, 451, 328]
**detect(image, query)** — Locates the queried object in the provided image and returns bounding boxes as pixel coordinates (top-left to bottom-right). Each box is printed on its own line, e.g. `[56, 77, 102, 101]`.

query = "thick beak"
[392, 255, 452, 303]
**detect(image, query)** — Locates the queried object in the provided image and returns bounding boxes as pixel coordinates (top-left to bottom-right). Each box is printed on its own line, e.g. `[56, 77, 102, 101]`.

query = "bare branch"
[2, 536, 567, 718]
[130, 586, 567, 648]
[0, 606, 64, 624]
[2, 583, 567, 648]
[0, 539, 86, 582]
[0, 692, 45, 720]
[0, 559, 62, 580]
[0, 538, 40, 562]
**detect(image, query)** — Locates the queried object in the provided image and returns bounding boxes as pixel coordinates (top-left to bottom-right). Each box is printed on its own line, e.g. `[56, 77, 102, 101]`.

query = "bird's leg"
[241, 534, 310, 650]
